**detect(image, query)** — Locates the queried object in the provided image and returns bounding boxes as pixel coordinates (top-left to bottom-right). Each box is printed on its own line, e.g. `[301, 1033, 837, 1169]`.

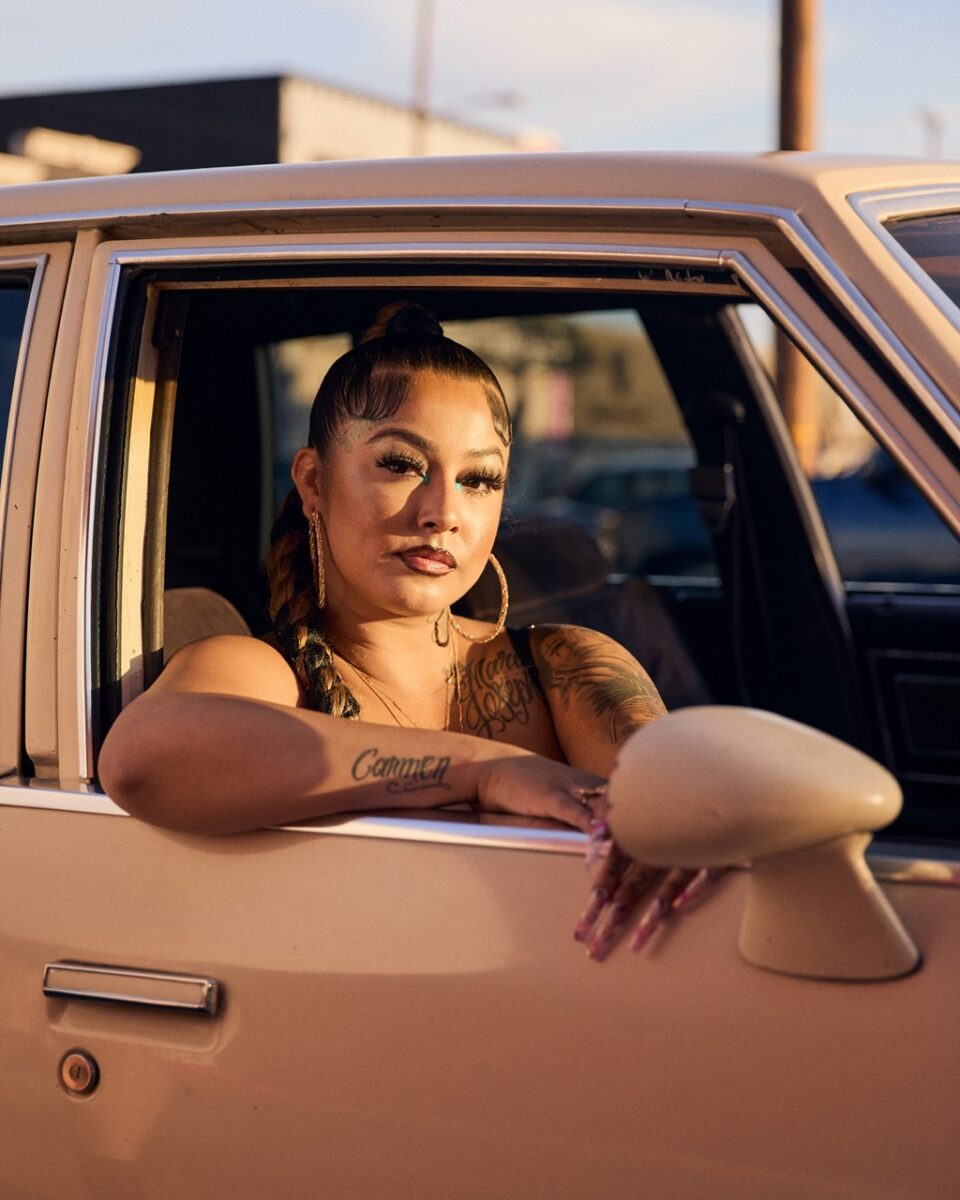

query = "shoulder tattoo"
[535, 627, 666, 743]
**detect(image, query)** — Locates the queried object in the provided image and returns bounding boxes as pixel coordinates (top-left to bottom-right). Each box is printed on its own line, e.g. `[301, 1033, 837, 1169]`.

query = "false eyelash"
[377, 451, 427, 477]
[458, 469, 505, 492]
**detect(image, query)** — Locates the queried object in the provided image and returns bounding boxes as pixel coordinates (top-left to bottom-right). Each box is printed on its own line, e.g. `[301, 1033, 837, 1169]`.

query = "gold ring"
[571, 785, 607, 808]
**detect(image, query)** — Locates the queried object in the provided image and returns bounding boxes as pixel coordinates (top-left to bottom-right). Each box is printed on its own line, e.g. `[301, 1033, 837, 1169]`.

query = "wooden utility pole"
[778, 0, 820, 475]
[779, 0, 818, 149]
[411, 0, 435, 156]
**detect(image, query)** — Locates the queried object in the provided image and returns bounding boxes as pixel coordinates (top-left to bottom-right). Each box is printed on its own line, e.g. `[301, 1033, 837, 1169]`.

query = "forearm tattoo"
[457, 648, 537, 739]
[351, 747, 451, 795]
[535, 628, 666, 744]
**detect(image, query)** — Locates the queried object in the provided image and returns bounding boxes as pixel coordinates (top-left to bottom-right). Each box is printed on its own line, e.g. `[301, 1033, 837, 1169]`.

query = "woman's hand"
[475, 753, 606, 833]
[474, 755, 719, 959]
[574, 809, 720, 961]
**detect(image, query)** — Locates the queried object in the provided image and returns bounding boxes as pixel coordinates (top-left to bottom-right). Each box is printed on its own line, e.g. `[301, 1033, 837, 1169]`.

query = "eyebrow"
[365, 427, 505, 463]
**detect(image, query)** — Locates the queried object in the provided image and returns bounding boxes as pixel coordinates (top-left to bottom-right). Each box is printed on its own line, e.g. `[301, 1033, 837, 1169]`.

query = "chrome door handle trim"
[43, 961, 220, 1015]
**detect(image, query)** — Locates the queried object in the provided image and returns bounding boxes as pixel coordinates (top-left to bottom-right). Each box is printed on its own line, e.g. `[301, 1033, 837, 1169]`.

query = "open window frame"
[16, 219, 950, 846]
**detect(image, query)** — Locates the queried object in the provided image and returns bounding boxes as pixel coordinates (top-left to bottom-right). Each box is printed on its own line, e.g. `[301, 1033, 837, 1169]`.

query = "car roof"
[2, 151, 960, 233]
[5, 151, 960, 408]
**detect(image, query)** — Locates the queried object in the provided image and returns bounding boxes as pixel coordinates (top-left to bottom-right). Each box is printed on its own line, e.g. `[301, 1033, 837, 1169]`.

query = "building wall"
[0, 75, 519, 184]
[279, 76, 517, 161]
[0, 78, 280, 177]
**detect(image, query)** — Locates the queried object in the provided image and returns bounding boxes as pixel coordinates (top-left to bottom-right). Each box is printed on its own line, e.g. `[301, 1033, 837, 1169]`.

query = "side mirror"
[607, 707, 919, 981]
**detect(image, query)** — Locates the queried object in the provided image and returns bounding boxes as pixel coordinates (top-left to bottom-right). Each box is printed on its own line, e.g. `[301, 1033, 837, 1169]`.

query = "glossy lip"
[395, 545, 458, 575]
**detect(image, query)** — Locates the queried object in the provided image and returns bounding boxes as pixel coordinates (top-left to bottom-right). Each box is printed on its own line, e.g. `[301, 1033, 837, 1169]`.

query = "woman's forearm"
[99, 691, 530, 834]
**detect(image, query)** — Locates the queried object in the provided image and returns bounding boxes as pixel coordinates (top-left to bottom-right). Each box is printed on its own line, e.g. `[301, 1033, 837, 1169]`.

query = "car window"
[885, 210, 960, 309]
[83, 280, 727, 782]
[736, 303, 960, 585]
[0, 280, 31, 472]
[91, 260, 958, 840]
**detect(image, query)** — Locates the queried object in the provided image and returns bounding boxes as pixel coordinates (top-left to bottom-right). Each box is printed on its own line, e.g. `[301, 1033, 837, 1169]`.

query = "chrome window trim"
[851, 186, 960, 335]
[78, 258, 122, 778]
[0, 777, 124, 815]
[1, 777, 958, 884]
[274, 812, 588, 855]
[0, 777, 586, 855]
[691, 198, 960, 450]
[725, 248, 959, 534]
[0, 255, 46, 577]
[104, 240, 727, 268]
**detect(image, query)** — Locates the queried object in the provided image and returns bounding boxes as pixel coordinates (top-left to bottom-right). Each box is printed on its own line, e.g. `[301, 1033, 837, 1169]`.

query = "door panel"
[846, 590, 960, 840]
[1, 800, 957, 1200]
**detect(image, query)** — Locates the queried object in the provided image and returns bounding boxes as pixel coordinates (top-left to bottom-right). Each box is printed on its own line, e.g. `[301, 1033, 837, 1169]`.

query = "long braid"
[266, 490, 360, 718]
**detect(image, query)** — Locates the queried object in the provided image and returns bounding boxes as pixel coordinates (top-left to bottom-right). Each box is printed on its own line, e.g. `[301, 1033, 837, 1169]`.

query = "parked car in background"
[528, 446, 960, 582]
[518, 444, 712, 576]
[1, 152, 959, 1198]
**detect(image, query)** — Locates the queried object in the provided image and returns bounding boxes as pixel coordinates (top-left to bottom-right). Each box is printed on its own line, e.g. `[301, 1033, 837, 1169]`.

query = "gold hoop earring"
[449, 553, 508, 644]
[308, 511, 326, 608]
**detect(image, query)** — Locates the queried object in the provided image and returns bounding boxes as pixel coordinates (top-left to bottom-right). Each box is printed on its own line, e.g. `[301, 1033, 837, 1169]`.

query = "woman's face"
[294, 370, 508, 624]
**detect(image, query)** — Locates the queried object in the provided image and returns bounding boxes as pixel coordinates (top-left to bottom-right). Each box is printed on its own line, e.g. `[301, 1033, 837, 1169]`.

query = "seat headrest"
[163, 587, 251, 662]
[465, 519, 609, 620]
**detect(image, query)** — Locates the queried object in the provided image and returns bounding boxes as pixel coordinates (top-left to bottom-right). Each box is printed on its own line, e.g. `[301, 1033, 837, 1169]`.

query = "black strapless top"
[506, 625, 545, 699]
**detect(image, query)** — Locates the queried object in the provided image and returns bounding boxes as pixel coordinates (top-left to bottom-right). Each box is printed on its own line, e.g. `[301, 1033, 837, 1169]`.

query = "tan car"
[1, 153, 959, 1199]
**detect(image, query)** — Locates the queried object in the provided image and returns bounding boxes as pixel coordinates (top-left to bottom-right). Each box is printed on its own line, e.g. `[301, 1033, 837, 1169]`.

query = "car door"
[1, 195, 959, 1200]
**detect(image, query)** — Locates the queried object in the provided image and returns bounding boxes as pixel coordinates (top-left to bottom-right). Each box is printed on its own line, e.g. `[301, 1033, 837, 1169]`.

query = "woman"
[99, 303, 677, 959]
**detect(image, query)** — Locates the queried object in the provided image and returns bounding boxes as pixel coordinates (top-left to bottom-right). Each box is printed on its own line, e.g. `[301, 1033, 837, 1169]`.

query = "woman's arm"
[530, 624, 667, 775]
[98, 635, 600, 834]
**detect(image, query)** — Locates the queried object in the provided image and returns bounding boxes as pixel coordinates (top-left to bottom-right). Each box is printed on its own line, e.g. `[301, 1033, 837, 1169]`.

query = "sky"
[2, 0, 959, 159]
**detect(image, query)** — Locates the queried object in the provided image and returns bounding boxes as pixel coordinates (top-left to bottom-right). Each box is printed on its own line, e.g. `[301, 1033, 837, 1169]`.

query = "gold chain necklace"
[334, 639, 463, 732]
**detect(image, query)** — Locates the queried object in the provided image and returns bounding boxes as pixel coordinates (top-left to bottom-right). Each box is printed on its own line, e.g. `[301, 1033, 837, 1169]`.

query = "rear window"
[886, 211, 960, 308]
[0, 281, 31, 458]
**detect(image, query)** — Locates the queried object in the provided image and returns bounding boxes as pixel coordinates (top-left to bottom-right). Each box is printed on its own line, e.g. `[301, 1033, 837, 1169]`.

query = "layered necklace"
[333, 636, 464, 732]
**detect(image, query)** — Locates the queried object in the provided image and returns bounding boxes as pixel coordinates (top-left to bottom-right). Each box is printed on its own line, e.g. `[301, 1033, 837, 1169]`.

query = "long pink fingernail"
[673, 867, 724, 913]
[574, 888, 608, 941]
[587, 927, 617, 962]
[630, 897, 668, 951]
[585, 822, 612, 869]
[587, 940, 610, 963]
[587, 901, 629, 961]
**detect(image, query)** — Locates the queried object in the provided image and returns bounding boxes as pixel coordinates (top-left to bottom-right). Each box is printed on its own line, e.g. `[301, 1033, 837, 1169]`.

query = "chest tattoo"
[458, 649, 538, 739]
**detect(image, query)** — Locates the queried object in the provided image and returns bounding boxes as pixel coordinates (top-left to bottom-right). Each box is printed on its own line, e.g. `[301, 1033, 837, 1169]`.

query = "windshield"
[885, 211, 960, 308]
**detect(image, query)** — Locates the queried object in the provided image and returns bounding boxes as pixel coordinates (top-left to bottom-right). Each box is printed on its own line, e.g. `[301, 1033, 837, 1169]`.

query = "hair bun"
[360, 301, 443, 343]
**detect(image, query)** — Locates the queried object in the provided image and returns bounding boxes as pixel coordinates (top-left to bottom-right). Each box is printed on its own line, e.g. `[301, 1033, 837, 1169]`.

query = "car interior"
[94, 264, 960, 843]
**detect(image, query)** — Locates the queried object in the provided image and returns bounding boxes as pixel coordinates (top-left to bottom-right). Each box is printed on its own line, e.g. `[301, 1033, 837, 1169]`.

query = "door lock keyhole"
[58, 1050, 99, 1096]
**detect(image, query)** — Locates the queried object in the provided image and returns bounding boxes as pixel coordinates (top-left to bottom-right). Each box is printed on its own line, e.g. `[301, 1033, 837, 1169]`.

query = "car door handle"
[43, 961, 220, 1015]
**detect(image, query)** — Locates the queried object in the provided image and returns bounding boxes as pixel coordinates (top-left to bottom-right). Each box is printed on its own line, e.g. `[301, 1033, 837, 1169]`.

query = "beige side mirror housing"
[607, 707, 919, 981]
